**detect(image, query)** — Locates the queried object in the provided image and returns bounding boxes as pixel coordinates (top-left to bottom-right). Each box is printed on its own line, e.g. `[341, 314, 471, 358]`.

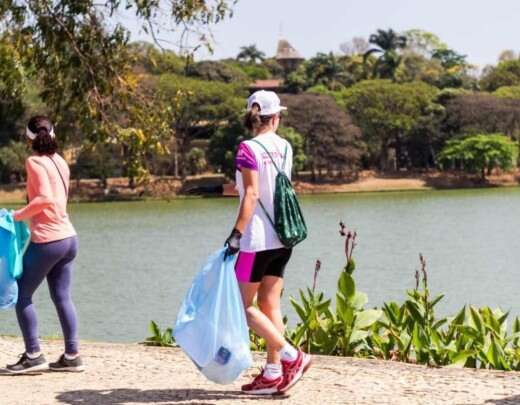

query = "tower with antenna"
[275, 24, 304, 76]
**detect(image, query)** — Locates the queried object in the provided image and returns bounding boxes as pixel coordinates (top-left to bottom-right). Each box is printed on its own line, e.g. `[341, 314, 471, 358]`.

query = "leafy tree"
[262, 58, 284, 78]
[277, 126, 307, 174]
[480, 60, 520, 92]
[494, 86, 520, 99]
[281, 93, 364, 180]
[394, 53, 443, 85]
[442, 94, 520, 141]
[304, 52, 350, 90]
[438, 134, 519, 180]
[0, 142, 28, 183]
[285, 65, 309, 94]
[235, 63, 271, 80]
[236, 44, 266, 64]
[338, 80, 440, 170]
[185, 60, 248, 83]
[157, 74, 245, 177]
[403, 29, 447, 57]
[431, 48, 467, 70]
[286, 52, 368, 93]
[73, 142, 122, 188]
[222, 60, 272, 80]
[338, 54, 371, 85]
[428, 48, 476, 89]
[187, 147, 207, 175]
[498, 50, 518, 62]
[364, 29, 407, 80]
[0, 35, 26, 146]
[131, 42, 186, 75]
[207, 118, 247, 178]
[0, 0, 237, 183]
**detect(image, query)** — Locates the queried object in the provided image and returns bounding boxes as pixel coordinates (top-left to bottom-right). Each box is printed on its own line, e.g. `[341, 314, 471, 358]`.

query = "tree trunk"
[395, 135, 401, 171]
[379, 143, 389, 171]
[173, 144, 179, 178]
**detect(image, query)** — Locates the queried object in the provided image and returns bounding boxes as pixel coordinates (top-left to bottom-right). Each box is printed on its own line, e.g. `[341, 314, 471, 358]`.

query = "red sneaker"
[241, 369, 283, 395]
[277, 350, 312, 393]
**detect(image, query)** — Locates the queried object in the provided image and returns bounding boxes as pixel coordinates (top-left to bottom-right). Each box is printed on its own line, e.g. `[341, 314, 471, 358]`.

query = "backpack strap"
[46, 155, 69, 200]
[250, 139, 288, 175]
[249, 139, 286, 229]
[281, 144, 288, 171]
[257, 199, 276, 230]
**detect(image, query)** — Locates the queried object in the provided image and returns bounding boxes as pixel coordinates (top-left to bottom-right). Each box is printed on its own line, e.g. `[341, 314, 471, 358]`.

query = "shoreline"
[1, 170, 519, 204]
[1, 336, 520, 404]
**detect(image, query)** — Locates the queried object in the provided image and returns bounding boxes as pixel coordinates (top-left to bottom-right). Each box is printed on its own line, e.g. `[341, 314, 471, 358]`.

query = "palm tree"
[363, 29, 407, 79]
[236, 44, 266, 64]
[305, 52, 350, 89]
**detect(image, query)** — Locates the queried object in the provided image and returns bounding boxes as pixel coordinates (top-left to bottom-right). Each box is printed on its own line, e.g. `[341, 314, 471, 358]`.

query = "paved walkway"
[1, 337, 520, 404]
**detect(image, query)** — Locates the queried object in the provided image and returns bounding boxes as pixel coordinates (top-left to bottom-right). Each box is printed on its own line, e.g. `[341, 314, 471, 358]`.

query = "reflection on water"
[1, 188, 520, 342]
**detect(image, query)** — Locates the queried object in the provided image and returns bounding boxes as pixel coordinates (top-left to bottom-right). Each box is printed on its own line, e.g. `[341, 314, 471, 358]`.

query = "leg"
[257, 276, 285, 364]
[16, 242, 62, 354]
[47, 237, 79, 355]
[238, 282, 286, 352]
[258, 248, 292, 364]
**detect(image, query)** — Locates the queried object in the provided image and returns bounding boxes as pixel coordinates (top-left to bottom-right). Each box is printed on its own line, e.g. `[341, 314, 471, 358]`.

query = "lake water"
[1, 188, 520, 343]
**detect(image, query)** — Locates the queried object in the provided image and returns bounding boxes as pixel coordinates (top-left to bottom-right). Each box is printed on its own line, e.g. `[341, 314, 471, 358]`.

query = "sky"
[124, 0, 520, 69]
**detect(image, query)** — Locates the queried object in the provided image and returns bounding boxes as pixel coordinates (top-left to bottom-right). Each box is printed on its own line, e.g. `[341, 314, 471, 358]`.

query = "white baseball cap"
[247, 90, 287, 116]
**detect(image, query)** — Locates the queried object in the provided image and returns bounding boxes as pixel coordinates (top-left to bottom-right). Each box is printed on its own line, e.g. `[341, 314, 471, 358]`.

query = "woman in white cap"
[6, 116, 83, 374]
[225, 90, 311, 395]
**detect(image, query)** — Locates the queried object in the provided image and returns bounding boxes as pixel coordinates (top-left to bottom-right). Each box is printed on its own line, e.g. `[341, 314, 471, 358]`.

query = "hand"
[224, 228, 242, 259]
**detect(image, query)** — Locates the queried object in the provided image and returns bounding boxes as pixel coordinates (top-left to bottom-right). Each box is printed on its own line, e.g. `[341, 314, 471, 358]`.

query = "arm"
[224, 142, 259, 256]
[234, 168, 259, 233]
[14, 159, 53, 221]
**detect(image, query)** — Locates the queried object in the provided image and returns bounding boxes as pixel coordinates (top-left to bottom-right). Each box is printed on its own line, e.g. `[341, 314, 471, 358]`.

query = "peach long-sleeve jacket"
[14, 154, 76, 243]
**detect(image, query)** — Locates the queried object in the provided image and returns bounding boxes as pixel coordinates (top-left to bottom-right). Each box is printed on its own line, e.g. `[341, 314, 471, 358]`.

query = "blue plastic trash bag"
[174, 248, 252, 384]
[0, 211, 30, 309]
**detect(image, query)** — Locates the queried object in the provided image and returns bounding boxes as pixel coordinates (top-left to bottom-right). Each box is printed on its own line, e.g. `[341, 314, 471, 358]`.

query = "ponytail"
[244, 103, 275, 132]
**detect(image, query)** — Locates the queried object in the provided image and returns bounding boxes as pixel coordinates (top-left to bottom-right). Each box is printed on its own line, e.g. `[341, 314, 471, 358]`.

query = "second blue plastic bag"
[174, 248, 252, 384]
[0, 210, 30, 310]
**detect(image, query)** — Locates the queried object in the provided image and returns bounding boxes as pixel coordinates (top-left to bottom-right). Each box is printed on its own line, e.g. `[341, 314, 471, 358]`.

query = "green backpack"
[251, 139, 308, 248]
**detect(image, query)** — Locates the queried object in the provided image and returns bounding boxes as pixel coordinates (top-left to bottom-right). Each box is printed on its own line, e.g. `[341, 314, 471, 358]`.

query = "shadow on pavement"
[485, 396, 520, 405]
[56, 388, 288, 404]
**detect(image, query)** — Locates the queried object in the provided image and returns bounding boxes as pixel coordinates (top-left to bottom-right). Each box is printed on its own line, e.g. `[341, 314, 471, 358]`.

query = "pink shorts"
[235, 248, 292, 283]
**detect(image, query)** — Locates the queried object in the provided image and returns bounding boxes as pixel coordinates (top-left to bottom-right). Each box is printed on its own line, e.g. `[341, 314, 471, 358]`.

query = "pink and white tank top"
[235, 132, 293, 252]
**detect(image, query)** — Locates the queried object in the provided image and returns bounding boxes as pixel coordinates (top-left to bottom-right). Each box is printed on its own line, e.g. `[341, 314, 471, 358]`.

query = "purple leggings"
[16, 236, 79, 354]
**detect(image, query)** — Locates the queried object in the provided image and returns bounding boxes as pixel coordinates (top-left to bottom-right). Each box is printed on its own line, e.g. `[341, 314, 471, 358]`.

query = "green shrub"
[187, 147, 207, 175]
[143, 321, 175, 347]
[438, 133, 519, 179]
[494, 85, 520, 100]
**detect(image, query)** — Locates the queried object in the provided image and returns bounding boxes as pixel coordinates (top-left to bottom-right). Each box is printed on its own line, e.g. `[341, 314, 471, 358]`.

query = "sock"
[263, 363, 282, 380]
[26, 351, 41, 359]
[279, 343, 298, 362]
[64, 353, 79, 360]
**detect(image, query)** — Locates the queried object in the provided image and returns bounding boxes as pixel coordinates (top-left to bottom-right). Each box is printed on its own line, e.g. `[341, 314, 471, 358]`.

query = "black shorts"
[235, 248, 292, 283]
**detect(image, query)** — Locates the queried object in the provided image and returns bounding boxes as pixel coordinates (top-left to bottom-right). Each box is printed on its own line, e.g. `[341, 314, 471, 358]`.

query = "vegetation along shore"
[2, 17, 520, 193]
[1, 170, 519, 204]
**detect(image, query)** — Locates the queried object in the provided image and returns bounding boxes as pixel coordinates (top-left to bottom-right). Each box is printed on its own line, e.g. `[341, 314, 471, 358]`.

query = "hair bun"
[37, 127, 49, 137]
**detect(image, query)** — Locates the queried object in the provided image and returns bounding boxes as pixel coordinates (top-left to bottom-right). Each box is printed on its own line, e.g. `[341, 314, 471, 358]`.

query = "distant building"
[248, 79, 284, 93]
[249, 39, 304, 93]
[275, 39, 304, 74]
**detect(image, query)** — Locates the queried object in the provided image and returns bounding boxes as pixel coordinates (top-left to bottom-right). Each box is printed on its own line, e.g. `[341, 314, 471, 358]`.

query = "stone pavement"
[1, 337, 520, 405]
